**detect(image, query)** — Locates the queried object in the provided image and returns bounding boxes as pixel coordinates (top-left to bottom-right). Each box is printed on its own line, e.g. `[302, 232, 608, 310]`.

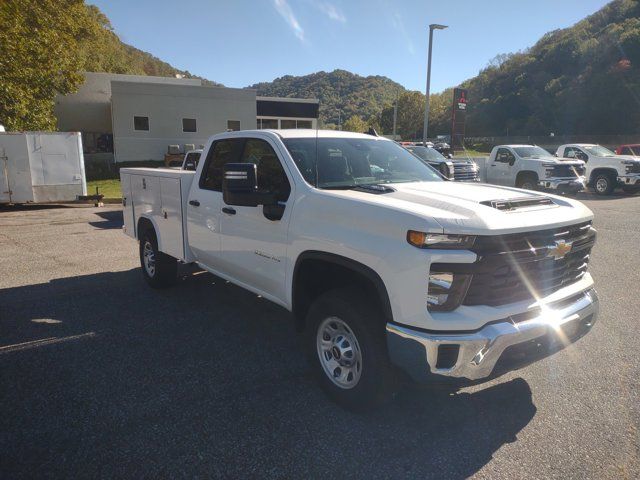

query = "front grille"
[547, 164, 585, 178]
[626, 162, 640, 174]
[453, 162, 479, 181]
[463, 221, 595, 306]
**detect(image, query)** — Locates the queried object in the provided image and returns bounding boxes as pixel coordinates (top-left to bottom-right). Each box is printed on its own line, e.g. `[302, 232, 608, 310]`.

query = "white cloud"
[391, 12, 415, 55]
[273, 0, 305, 42]
[316, 1, 346, 23]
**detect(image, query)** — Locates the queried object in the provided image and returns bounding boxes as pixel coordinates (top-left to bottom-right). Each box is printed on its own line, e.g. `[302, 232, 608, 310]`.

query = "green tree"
[342, 115, 369, 133]
[0, 0, 94, 130]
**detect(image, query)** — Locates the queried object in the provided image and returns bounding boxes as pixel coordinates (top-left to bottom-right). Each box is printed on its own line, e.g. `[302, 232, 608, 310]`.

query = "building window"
[134, 116, 149, 131]
[258, 118, 278, 129]
[227, 120, 241, 131]
[281, 119, 296, 129]
[296, 120, 312, 129]
[182, 118, 197, 132]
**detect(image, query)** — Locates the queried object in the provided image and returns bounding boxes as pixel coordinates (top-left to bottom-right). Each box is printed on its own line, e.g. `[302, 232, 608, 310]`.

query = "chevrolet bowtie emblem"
[547, 240, 573, 260]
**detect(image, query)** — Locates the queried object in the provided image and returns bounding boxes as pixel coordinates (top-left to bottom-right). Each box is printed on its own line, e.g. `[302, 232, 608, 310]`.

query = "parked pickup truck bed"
[121, 129, 599, 410]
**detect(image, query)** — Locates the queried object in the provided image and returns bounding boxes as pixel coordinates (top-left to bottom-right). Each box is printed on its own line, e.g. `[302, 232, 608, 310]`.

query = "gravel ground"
[0, 194, 638, 479]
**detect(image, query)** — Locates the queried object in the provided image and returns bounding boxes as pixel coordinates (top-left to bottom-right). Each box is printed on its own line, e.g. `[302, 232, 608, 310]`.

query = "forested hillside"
[428, 0, 640, 136]
[248, 70, 406, 130]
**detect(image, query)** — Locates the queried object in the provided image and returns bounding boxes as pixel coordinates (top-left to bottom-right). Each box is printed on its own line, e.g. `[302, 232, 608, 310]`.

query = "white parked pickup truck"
[120, 129, 599, 410]
[555, 143, 640, 195]
[485, 145, 586, 193]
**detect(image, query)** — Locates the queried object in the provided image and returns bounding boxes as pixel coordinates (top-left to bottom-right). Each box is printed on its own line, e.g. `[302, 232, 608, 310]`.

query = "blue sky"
[90, 0, 610, 93]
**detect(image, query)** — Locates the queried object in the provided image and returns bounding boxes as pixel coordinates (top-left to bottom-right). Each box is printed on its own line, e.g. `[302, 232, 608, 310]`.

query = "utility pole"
[338, 111, 342, 131]
[392, 99, 398, 138]
[423, 24, 448, 143]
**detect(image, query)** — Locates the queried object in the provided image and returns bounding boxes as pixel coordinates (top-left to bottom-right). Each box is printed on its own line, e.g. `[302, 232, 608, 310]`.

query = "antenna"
[314, 105, 320, 186]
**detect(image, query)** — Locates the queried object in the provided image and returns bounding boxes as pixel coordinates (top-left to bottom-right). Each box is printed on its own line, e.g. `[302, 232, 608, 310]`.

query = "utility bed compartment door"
[121, 173, 135, 238]
[157, 177, 184, 259]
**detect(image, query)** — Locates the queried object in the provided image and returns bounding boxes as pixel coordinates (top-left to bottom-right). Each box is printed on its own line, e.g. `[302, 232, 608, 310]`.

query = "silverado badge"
[547, 239, 573, 260]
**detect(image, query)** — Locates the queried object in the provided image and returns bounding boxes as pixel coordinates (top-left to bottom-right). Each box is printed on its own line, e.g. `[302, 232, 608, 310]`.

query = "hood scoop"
[480, 196, 555, 211]
[352, 184, 396, 194]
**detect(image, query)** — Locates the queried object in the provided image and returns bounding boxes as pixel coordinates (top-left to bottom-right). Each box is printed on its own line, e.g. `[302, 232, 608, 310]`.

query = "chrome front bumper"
[538, 177, 585, 191]
[386, 289, 599, 383]
[618, 173, 640, 185]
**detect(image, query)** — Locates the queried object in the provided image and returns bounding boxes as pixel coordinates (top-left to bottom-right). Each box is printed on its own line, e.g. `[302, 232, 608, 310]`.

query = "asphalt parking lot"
[1, 193, 639, 479]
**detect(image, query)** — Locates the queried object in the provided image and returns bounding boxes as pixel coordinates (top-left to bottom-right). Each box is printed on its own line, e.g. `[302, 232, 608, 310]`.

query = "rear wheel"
[139, 229, 177, 288]
[305, 288, 395, 411]
[592, 173, 616, 195]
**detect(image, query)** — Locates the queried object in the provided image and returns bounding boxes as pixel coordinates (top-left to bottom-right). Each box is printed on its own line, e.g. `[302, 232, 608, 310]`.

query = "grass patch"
[454, 149, 486, 158]
[87, 179, 121, 199]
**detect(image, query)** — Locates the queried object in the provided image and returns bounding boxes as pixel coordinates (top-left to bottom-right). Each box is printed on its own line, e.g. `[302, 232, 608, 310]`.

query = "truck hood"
[323, 181, 593, 235]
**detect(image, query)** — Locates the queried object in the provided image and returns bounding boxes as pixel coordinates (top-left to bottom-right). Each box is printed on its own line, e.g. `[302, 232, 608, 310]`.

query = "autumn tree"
[0, 0, 96, 130]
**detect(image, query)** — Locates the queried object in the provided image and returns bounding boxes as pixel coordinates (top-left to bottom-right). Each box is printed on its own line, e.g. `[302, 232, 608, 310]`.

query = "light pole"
[423, 23, 448, 143]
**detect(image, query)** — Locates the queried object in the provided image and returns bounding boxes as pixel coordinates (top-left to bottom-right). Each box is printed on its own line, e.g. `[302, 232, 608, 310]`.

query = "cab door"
[186, 138, 243, 269]
[218, 136, 294, 302]
[489, 148, 514, 185]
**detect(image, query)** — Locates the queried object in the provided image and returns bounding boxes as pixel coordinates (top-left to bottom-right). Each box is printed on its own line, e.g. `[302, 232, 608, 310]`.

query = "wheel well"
[589, 168, 618, 183]
[516, 170, 538, 185]
[137, 217, 155, 240]
[292, 252, 392, 332]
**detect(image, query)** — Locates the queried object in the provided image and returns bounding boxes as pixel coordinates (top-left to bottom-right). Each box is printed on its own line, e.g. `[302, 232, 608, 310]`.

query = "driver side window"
[240, 139, 291, 202]
[496, 148, 513, 163]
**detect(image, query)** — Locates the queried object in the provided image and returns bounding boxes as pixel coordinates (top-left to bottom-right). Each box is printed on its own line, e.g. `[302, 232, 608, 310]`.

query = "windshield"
[628, 146, 640, 156]
[406, 146, 446, 162]
[513, 146, 552, 158]
[584, 145, 615, 157]
[282, 137, 443, 188]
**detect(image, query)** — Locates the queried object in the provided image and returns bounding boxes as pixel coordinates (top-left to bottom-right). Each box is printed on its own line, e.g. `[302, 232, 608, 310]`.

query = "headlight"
[439, 162, 453, 179]
[428, 271, 472, 311]
[407, 231, 476, 249]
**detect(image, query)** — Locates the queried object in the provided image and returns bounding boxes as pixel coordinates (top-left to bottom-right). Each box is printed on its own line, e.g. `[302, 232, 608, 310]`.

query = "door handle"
[189, 199, 200, 207]
[222, 207, 236, 215]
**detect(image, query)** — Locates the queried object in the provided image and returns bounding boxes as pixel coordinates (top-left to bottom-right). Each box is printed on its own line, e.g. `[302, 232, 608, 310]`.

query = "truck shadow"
[88, 209, 123, 229]
[0, 267, 536, 479]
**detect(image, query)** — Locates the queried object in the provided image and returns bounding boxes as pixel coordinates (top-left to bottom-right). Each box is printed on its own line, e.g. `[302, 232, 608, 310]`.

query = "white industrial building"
[55, 72, 319, 164]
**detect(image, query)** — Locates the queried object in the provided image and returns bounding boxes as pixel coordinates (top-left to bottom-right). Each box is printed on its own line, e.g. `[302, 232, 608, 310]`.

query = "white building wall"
[111, 81, 257, 162]
[55, 72, 201, 133]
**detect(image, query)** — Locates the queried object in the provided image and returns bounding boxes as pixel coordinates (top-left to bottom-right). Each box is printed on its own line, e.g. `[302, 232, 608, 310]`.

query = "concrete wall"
[55, 72, 201, 133]
[111, 82, 257, 162]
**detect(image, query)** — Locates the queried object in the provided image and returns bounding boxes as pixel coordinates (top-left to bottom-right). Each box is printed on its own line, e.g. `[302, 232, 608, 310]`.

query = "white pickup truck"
[555, 143, 640, 195]
[484, 145, 586, 193]
[120, 129, 599, 410]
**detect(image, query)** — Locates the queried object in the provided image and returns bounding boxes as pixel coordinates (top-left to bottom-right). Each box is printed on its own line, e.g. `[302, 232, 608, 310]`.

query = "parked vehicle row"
[121, 129, 599, 410]
[555, 144, 640, 195]
[402, 143, 480, 182]
[483, 145, 586, 193]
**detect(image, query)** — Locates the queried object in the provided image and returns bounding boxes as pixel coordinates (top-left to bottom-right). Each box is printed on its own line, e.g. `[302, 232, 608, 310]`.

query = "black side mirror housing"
[509, 157, 516, 166]
[222, 163, 276, 207]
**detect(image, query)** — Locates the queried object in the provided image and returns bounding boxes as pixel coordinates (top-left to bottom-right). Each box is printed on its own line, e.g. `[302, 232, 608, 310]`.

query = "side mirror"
[222, 163, 275, 207]
[508, 156, 516, 166]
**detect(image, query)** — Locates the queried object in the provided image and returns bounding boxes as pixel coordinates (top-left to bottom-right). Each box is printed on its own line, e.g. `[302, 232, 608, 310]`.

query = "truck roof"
[243, 129, 389, 140]
[494, 144, 535, 148]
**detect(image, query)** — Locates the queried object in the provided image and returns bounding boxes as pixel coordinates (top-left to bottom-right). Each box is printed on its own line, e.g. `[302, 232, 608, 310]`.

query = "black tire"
[516, 173, 538, 190]
[304, 288, 395, 411]
[139, 229, 177, 288]
[622, 185, 640, 195]
[592, 173, 616, 195]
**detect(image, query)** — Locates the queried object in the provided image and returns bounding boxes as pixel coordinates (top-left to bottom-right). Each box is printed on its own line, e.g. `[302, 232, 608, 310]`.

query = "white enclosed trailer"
[0, 132, 87, 204]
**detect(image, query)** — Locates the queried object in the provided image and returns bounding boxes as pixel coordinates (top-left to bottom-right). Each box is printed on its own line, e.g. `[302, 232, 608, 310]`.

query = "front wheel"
[139, 230, 177, 288]
[516, 174, 538, 190]
[592, 173, 616, 195]
[305, 288, 395, 411]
